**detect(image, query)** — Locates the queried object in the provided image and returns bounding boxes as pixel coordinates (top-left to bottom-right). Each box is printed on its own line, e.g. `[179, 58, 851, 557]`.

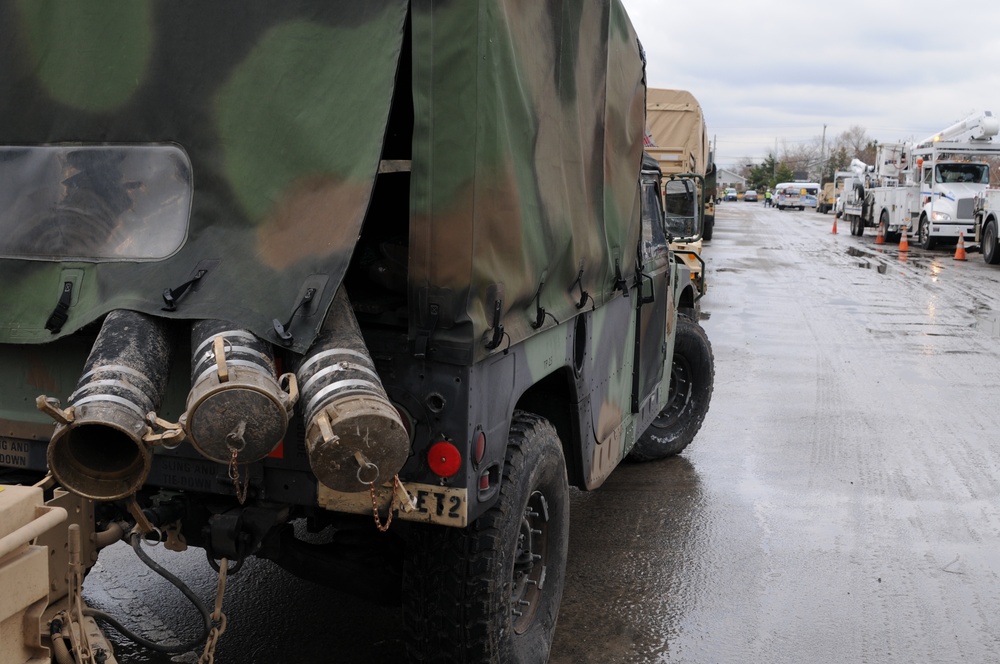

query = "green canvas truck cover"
[0, 0, 646, 363]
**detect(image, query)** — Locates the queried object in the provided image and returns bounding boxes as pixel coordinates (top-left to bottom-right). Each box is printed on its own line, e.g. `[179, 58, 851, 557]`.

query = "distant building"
[718, 169, 746, 189]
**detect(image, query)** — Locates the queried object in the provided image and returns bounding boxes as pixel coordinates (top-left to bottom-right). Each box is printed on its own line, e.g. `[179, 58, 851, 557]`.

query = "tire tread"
[403, 412, 567, 663]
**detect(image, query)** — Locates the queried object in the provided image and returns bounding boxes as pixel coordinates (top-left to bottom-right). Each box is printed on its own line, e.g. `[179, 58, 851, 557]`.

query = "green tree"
[747, 154, 776, 191]
[820, 146, 850, 183]
[773, 162, 795, 186]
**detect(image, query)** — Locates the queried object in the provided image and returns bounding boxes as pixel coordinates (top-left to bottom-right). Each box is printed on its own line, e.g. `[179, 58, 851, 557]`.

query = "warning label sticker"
[0, 438, 30, 468]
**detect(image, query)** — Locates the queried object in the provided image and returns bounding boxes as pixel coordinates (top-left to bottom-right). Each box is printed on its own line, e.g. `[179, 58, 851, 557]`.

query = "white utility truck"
[839, 111, 1000, 248]
[838, 159, 873, 236]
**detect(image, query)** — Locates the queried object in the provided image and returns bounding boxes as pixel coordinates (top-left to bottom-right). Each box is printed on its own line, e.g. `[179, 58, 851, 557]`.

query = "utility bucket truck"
[840, 112, 1000, 248]
[839, 159, 874, 235]
[0, 2, 714, 662]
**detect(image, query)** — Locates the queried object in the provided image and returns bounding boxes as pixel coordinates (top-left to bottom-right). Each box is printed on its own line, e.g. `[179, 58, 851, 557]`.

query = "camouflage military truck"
[645, 89, 714, 308]
[0, 2, 713, 662]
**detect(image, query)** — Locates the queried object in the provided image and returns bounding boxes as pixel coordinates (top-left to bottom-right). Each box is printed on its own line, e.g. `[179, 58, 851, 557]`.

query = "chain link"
[199, 558, 230, 664]
[228, 448, 248, 505]
[368, 475, 401, 532]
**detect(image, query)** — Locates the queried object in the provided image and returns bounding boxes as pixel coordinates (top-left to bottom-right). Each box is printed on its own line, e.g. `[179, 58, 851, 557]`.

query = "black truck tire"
[984, 219, 1000, 265]
[918, 216, 936, 250]
[402, 412, 569, 664]
[880, 210, 898, 242]
[702, 216, 714, 241]
[630, 317, 714, 461]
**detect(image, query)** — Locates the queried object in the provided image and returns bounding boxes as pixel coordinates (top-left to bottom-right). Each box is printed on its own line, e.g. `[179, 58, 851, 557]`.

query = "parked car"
[743, 189, 758, 202]
[724, 187, 738, 201]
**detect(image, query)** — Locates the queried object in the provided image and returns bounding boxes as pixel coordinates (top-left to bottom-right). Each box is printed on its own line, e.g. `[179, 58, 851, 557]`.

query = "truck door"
[917, 164, 934, 231]
[634, 169, 672, 410]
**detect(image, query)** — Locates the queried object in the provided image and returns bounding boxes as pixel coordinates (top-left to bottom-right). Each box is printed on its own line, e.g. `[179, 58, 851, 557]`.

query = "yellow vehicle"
[645, 89, 712, 311]
[819, 172, 852, 214]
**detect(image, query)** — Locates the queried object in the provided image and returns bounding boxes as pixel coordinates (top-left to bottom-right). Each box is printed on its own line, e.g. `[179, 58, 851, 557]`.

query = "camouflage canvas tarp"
[0, 1, 409, 353]
[0, 0, 646, 363]
[646, 88, 709, 177]
[408, 0, 645, 362]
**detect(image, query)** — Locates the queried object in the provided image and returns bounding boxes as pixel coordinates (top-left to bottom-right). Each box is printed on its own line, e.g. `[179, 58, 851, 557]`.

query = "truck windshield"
[0, 145, 192, 262]
[935, 163, 989, 184]
[664, 178, 699, 239]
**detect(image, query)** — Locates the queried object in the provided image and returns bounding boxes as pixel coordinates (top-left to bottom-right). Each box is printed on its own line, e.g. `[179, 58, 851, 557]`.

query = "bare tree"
[731, 126, 880, 186]
[986, 155, 1000, 186]
[779, 140, 821, 180]
[833, 126, 877, 164]
[734, 156, 757, 182]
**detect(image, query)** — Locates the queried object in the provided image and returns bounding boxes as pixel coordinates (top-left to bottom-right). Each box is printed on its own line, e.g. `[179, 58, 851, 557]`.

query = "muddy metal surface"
[84, 202, 1000, 662]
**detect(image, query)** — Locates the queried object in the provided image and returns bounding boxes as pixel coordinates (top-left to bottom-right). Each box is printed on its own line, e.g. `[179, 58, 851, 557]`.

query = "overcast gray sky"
[622, 0, 1000, 169]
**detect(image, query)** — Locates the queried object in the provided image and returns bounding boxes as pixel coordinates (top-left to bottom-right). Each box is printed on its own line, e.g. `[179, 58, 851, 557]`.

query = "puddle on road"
[975, 313, 1000, 337]
[855, 261, 888, 274]
[845, 246, 877, 259]
[846, 245, 940, 272]
[846, 247, 889, 273]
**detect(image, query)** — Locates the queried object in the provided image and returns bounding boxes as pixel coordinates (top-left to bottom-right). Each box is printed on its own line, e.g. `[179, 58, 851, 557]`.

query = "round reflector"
[427, 441, 462, 477]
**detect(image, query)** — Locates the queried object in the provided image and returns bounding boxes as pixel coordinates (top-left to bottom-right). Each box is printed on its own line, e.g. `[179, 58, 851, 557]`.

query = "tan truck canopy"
[645, 88, 710, 177]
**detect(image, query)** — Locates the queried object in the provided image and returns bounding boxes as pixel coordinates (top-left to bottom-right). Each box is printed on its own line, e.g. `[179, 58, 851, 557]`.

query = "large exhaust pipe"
[183, 320, 296, 465]
[45, 309, 173, 501]
[297, 288, 409, 492]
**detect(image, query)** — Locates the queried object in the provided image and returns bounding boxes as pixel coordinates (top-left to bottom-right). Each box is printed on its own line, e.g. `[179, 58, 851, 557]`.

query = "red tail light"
[427, 441, 461, 477]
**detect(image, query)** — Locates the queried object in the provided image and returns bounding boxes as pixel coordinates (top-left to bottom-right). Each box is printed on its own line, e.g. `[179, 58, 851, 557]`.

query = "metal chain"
[228, 448, 248, 505]
[199, 558, 230, 664]
[368, 475, 401, 532]
[67, 526, 96, 664]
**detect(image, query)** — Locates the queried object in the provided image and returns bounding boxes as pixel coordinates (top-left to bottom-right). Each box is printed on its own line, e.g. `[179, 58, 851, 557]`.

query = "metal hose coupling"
[183, 320, 297, 464]
[297, 288, 409, 492]
[44, 309, 174, 500]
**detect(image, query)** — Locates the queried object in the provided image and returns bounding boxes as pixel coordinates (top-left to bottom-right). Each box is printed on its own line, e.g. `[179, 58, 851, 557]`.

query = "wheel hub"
[650, 354, 692, 430]
[511, 491, 549, 633]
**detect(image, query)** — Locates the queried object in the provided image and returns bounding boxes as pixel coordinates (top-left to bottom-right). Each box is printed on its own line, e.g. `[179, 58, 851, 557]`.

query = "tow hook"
[205, 512, 251, 575]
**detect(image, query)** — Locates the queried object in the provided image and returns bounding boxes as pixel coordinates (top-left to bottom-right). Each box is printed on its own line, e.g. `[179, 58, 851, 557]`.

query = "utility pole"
[773, 137, 777, 179]
[819, 124, 827, 183]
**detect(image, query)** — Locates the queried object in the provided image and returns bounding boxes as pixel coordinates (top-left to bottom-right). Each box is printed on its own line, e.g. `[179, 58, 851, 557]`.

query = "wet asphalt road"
[85, 201, 1000, 663]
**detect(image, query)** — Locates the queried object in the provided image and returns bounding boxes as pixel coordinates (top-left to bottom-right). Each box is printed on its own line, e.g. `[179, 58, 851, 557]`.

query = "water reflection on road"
[85, 203, 1000, 663]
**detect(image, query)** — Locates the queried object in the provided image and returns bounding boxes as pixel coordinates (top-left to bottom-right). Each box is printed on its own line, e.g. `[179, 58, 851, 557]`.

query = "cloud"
[621, 0, 1000, 167]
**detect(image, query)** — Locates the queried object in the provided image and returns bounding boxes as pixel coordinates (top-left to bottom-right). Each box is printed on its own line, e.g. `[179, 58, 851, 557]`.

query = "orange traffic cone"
[875, 221, 885, 245]
[954, 232, 967, 261]
[831, 216, 838, 234]
[899, 226, 909, 252]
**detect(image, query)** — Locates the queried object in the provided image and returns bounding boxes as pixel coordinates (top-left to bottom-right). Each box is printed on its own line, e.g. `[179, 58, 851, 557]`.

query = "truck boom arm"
[919, 111, 1000, 145]
[849, 158, 871, 176]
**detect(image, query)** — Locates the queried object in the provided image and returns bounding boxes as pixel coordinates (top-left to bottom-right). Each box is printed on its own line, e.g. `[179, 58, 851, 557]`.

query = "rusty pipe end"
[306, 396, 410, 493]
[46, 403, 151, 501]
